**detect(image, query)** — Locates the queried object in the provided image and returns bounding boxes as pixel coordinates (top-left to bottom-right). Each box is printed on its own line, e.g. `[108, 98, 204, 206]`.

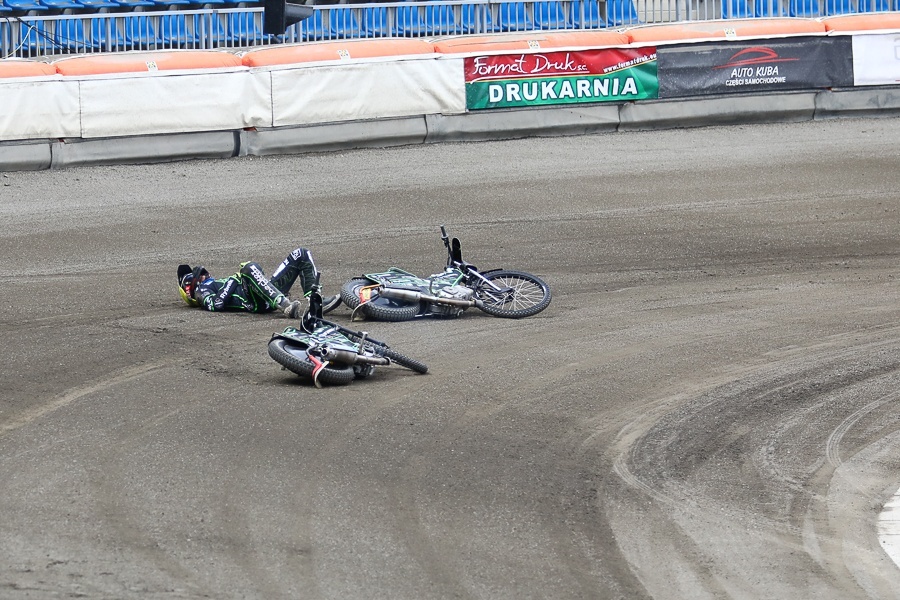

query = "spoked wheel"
[267, 338, 355, 386]
[474, 270, 552, 318]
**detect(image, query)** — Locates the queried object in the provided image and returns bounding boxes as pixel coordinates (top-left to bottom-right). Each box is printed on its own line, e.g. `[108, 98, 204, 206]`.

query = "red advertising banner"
[464, 48, 659, 110]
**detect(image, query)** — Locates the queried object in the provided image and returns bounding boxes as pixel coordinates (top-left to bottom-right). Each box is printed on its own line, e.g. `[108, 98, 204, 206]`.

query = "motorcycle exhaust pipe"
[378, 286, 476, 308]
[319, 346, 390, 367]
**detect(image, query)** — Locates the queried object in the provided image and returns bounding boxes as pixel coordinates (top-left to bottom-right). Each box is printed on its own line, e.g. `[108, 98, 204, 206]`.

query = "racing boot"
[277, 296, 303, 319]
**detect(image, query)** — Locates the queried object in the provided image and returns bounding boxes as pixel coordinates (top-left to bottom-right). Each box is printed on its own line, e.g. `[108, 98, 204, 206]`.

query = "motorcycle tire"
[382, 347, 428, 374]
[340, 278, 371, 310]
[267, 338, 355, 386]
[474, 270, 552, 318]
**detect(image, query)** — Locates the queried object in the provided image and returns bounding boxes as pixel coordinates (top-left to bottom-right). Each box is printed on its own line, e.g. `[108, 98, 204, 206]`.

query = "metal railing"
[0, 0, 892, 59]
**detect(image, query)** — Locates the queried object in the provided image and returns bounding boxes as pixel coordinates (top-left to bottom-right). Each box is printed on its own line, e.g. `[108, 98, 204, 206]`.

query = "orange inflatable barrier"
[624, 17, 826, 44]
[53, 51, 242, 76]
[242, 39, 436, 67]
[822, 12, 900, 31]
[0, 60, 57, 78]
[432, 30, 631, 53]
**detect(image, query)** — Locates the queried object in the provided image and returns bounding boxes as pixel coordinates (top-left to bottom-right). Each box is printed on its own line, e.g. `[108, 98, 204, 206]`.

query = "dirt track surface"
[2, 118, 900, 599]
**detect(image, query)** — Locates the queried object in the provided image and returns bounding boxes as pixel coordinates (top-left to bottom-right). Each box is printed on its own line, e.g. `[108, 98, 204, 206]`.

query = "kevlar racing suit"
[194, 248, 319, 313]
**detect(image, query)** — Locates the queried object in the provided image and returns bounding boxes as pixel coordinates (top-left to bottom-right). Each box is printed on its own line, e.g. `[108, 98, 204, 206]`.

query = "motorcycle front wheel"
[474, 270, 552, 318]
[268, 338, 355, 386]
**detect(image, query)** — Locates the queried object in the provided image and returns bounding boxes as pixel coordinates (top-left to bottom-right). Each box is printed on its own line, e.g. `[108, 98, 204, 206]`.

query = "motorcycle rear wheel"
[342, 278, 418, 321]
[475, 270, 552, 318]
[268, 338, 355, 386]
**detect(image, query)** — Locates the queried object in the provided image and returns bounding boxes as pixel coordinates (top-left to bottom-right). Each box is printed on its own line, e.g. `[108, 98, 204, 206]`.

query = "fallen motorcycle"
[268, 278, 428, 387]
[340, 226, 552, 322]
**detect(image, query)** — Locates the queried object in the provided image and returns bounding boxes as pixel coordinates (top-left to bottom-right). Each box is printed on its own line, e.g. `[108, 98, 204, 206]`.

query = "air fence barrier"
[1, 12, 900, 170]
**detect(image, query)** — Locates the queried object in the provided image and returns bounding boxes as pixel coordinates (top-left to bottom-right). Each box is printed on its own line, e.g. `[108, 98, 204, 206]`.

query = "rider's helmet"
[177, 264, 208, 307]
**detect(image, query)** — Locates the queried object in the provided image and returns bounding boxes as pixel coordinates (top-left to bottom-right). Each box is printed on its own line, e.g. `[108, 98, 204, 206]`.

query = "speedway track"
[1, 118, 900, 599]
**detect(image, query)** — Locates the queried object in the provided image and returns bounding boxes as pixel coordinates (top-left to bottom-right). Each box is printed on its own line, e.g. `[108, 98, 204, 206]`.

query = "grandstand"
[0, 0, 897, 58]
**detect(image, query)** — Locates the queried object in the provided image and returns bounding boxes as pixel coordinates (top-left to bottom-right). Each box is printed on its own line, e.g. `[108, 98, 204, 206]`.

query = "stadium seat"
[606, 0, 640, 25]
[856, 0, 890, 9]
[721, 0, 751, 17]
[109, 0, 155, 10]
[393, 3, 430, 36]
[534, 1, 574, 29]
[5, 0, 50, 13]
[39, 0, 83, 12]
[158, 13, 199, 46]
[192, 12, 227, 44]
[121, 14, 164, 46]
[459, 3, 501, 33]
[360, 5, 390, 37]
[298, 9, 328, 40]
[824, 0, 854, 12]
[424, 3, 467, 35]
[789, 0, 820, 14]
[754, 0, 787, 15]
[329, 7, 361, 38]
[18, 19, 54, 54]
[54, 17, 99, 50]
[495, 2, 533, 31]
[570, 0, 605, 28]
[90, 16, 125, 48]
[226, 11, 271, 43]
[74, 0, 122, 9]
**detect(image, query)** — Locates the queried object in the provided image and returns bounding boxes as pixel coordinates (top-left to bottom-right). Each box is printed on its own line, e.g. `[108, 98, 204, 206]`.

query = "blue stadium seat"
[110, 0, 155, 9]
[87, 18, 119, 49]
[722, 0, 751, 17]
[495, 2, 533, 31]
[824, 0, 855, 12]
[75, 0, 122, 9]
[606, 0, 640, 25]
[329, 7, 361, 38]
[424, 4, 467, 35]
[360, 5, 390, 37]
[856, 0, 890, 9]
[534, 1, 574, 29]
[122, 15, 163, 46]
[570, 0, 605, 27]
[0, 4, 12, 11]
[192, 12, 227, 44]
[393, 3, 430, 36]
[298, 9, 328, 40]
[39, 0, 83, 12]
[54, 17, 99, 50]
[226, 11, 271, 43]
[158, 13, 199, 46]
[789, 0, 820, 14]
[5, 0, 50, 13]
[459, 3, 500, 33]
[754, 0, 787, 15]
[18, 19, 54, 53]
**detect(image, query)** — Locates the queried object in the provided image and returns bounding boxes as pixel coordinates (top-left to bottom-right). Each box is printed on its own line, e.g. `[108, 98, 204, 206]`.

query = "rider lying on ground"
[177, 247, 341, 318]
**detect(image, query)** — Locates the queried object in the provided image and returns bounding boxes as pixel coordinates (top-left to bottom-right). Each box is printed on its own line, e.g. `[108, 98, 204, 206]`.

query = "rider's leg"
[239, 261, 299, 315]
[269, 247, 319, 296]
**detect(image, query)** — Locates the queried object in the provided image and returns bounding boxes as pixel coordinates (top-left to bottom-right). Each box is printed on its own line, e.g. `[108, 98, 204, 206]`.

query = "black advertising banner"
[658, 37, 853, 99]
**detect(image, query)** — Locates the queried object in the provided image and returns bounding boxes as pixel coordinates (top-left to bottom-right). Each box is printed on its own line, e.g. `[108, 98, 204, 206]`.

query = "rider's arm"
[196, 277, 239, 312]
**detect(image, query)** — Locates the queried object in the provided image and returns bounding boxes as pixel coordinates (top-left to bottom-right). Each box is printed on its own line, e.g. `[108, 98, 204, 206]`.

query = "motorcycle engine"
[433, 285, 474, 318]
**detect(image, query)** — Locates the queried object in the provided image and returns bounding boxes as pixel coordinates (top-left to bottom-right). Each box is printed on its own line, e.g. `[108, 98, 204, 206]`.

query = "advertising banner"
[852, 33, 900, 86]
[658, 37, 853, 98]
[464, 48, 658, 110]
